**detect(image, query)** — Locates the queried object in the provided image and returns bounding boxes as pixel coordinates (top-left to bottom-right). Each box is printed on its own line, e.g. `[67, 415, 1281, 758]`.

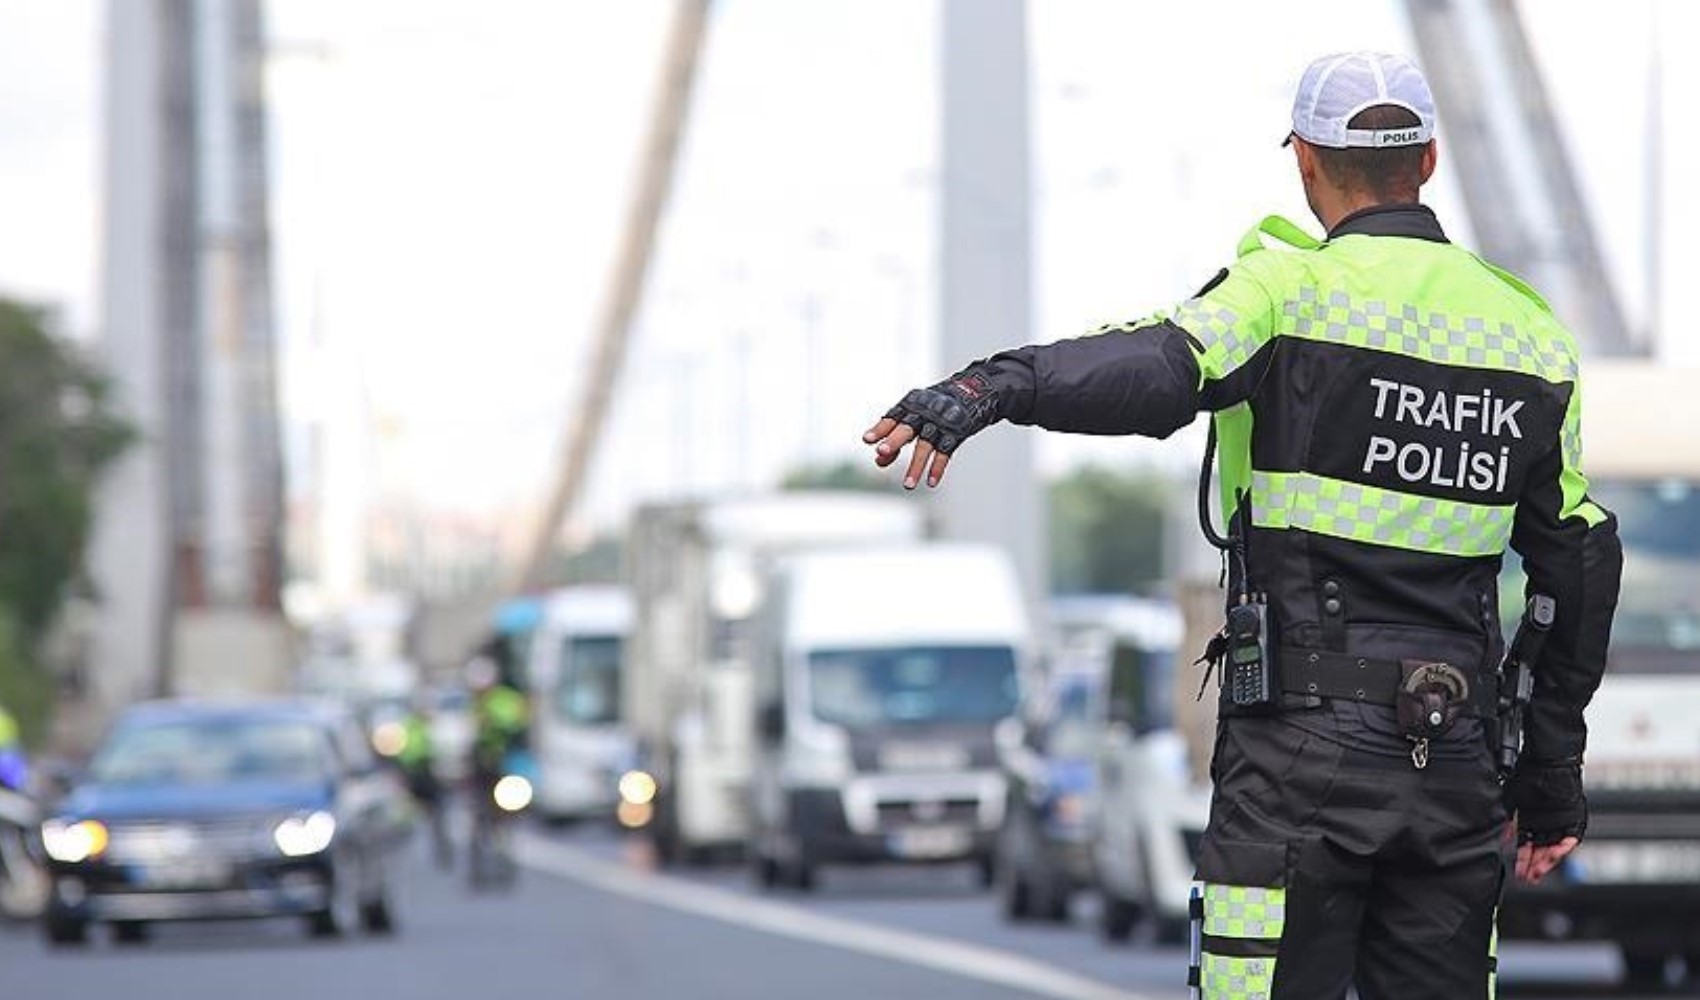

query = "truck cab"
[747, 543, 1029, 890]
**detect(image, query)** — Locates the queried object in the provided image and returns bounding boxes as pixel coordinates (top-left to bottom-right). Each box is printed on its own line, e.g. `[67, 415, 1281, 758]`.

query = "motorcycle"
[466, 749, 535, 890]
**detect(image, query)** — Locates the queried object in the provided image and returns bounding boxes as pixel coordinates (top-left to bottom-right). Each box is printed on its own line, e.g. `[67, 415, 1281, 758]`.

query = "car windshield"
[1504, 478, 1700, 672]
[88, 717, 336, 786]
[808, 646, 1019, 730]
[553, 635, 623, 725]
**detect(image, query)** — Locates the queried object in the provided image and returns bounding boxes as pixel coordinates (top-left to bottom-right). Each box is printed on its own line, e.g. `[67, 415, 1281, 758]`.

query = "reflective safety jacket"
[974, 204, 1622, 763]
[473, 684, 528, 771]
[398, 713, 435, 774]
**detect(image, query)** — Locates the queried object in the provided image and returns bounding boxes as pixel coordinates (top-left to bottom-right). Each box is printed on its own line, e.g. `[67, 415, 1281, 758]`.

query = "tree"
[780, 459, 901, 493]
[1048, 464, 1172, 596]
[0, 300, 134, 744]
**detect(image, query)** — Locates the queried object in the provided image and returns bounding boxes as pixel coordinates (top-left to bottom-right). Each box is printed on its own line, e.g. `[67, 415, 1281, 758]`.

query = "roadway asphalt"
[0, 820, 1684, 1000]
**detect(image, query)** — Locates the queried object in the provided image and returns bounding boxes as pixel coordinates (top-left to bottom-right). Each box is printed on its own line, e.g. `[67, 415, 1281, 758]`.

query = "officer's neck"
[1313, 188, 1404, 234]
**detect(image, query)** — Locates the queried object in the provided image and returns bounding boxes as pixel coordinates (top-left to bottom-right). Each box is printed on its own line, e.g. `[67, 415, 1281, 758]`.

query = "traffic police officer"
[863, 51, 1623, 999]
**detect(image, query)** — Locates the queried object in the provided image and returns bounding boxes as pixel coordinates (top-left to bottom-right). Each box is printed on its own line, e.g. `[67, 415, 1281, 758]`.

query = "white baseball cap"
[1286, 51, 1436, 149]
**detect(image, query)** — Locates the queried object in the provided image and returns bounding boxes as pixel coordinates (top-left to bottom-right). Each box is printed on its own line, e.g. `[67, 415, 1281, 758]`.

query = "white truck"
[622, 493, 928, 865]
[524, 585, 634, 825]
[746, 543, 1031, 890]
[1497, 362, 1700, 987]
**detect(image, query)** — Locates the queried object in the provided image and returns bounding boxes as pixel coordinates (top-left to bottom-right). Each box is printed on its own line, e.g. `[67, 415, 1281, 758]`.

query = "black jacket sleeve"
[973, 321, 1207, 439]
[967, 261, 1283, 437]
[1508, 385, 1624, 767]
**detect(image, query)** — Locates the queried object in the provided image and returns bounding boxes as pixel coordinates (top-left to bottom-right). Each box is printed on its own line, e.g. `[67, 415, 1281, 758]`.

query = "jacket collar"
[1328, 203, 1449, 244]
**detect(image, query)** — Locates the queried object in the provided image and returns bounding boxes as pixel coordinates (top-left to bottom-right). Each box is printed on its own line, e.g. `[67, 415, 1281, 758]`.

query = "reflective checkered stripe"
[1250, 471, 1516, 558]
[1489, 914, 1500, 998]
[1556, 383, 1608, 527]
[1174, 300, 1264, 378]
[1200, 953, 1277, 1000]
[1276, 286, 1577, 383]
[1196, 884, 1286, 1000]
[1202, 884, 1287, 938]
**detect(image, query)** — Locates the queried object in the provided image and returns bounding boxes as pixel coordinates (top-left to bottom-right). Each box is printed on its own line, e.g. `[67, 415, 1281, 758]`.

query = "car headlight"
[274, 811, 337, 857]
[41, 819, 108, 863]
[617, 770, 657, 806]
[493, 775, 533, 813]
[371, 721, 407, 758]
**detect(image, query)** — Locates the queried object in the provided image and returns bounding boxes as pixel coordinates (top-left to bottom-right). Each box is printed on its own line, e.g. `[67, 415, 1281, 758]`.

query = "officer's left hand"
[863, 413, 951, 490]
[1515, 836, 1579, 885]
[862, 370, 1002, 490]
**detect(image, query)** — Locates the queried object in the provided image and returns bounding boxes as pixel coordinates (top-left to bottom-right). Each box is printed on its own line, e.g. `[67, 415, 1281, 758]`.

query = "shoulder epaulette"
[1237, 215, 1323, 258]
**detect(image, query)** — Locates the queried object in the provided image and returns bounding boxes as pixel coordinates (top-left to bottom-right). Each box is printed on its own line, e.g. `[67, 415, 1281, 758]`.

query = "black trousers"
[1192, 713, 1510, 1000]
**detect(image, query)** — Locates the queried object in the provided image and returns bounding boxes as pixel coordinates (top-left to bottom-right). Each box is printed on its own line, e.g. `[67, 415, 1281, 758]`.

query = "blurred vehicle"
[487, 595, 546, 692]
[388, 694, 452, 871]
[0, 702, 47, 921]
[624, 492, 928, 865]
[1496, 362, 1700, 989]
[1048, 596, 1202, 944]
[525, 586, 634, 825]
[295, 593, 421, 704]
[38, 699, 413, 946]
[747, 543, 1027, 890]
[464, 656, 530, 889]
[467, 747, 535, 890]
[0, 782, 49, 922]
[994, 669, 1100, 923]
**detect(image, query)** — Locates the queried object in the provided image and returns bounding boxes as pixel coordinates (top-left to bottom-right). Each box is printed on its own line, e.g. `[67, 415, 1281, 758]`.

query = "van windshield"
[808, 646, 1019, 730]
[553, 635, 623, 725]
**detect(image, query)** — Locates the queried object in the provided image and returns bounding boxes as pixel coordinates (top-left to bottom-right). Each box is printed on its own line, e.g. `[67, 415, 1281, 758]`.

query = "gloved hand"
[878, 369, 1002, 457]
[1507, 758, 1587, 845]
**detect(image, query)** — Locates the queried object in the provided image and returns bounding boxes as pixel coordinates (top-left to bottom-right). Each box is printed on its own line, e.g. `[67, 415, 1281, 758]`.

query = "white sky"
[1, 1, 1694, 546]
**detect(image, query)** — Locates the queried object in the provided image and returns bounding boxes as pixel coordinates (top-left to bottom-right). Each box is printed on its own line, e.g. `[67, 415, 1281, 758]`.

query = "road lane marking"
[516, 833, 1163, 1000]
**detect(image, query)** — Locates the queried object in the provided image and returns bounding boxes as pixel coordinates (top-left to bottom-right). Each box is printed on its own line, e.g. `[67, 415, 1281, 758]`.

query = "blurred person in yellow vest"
[0, 702, 26, 792]
[397, 692, 450, 870]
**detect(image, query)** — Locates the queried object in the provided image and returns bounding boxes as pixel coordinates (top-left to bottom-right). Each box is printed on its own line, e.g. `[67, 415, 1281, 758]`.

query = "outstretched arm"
[863, 264, 1281, 487]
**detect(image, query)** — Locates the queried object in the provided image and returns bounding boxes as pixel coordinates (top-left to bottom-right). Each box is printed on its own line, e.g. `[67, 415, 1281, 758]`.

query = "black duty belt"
[1278, 648, 1497, 716]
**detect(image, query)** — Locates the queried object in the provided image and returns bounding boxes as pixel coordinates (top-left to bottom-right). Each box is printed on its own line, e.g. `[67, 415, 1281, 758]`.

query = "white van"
[623, 493, 930, 864]
[747, 543, 1030, 890]
[525, 586, 634, 824]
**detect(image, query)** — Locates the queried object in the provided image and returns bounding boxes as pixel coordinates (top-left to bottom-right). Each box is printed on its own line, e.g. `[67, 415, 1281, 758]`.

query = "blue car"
[38, 699, 412, 946]
[995, 672, 1100, 923]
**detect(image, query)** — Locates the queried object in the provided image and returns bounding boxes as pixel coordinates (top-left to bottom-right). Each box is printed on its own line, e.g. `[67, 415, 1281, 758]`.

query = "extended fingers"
[871, 422, 916, 467]
[926, 449, 951, 488]
[862, 416, 898, 444]
[902, 438, 934, 489]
